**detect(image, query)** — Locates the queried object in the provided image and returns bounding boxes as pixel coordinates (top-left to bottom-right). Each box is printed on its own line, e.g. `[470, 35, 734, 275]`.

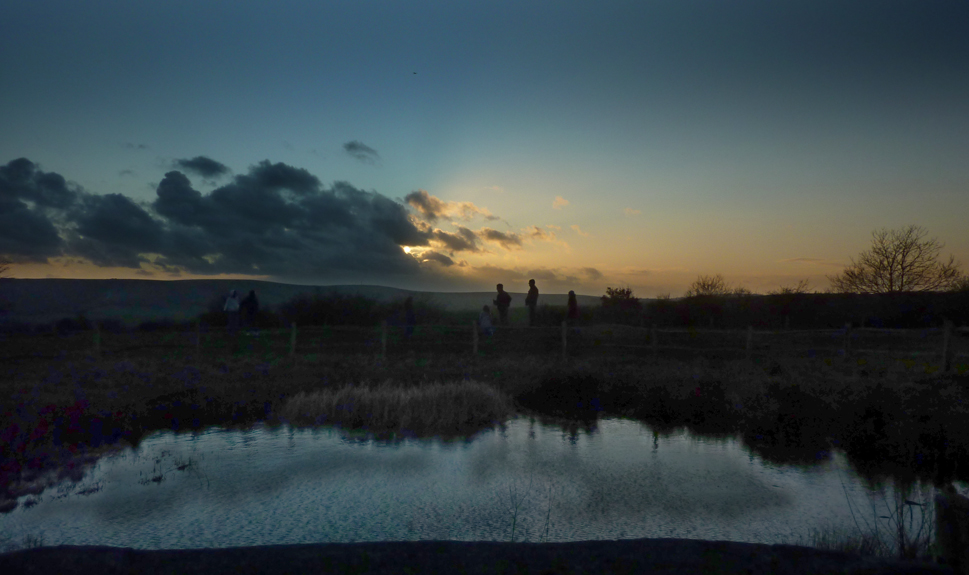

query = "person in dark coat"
[525, 279, 539, 326]
[240, 290, 259, 328]
[567, 290, 579, 325]
[493, 284, 512, 326]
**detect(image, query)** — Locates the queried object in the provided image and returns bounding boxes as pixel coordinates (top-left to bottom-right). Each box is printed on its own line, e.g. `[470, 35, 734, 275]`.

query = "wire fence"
[1, 319, 967, 371]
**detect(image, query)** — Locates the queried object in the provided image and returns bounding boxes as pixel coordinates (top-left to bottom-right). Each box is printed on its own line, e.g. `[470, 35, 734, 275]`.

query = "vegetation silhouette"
[829, 225, 966, 293]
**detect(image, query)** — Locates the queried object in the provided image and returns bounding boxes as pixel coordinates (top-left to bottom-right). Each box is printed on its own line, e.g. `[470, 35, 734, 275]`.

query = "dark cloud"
[524, 269, 562, 282]
[0, 158, 77, 260]
[432, 226, 480, 253]
[0, 198, 63, 260]
[244, 160, 320, 194]
[420, 251, 455, 267]
[405, 190, 447, 222]
[73, 193, 166, 253]
[123, 143, 149, 151]
[1, 157, 79, 209]
[0, 157, 439, 281]
[150, 163, 429, 277]
[173, 156, 230, 178]
[478, 228, 523, 250]
[405, 189, 497, 223]
[343, 140, 380, 164]
[119, 169, 136, 177]
[582, 267, 603, 281]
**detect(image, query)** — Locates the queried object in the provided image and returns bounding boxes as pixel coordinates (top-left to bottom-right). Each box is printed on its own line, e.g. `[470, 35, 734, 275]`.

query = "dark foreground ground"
[0, 539, 954, 575]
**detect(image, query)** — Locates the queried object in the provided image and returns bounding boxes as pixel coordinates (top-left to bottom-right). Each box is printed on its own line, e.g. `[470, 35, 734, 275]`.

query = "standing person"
[566, 290, 579, 326]
[240, 290, 259, 328]
[525, 279, 539, 326]
[478, 305, 495, 337]
[223, 290, 241, 332]
[493, 284, 512, 326]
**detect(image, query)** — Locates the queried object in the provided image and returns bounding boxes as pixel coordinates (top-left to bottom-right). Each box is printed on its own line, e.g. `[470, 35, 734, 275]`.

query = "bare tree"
[953, 275, 969, 292]
[0, 257, 10, 277]
[828, 225, 964, 293]
[685, 274, 740, 297]
[768, 279, 811, 295]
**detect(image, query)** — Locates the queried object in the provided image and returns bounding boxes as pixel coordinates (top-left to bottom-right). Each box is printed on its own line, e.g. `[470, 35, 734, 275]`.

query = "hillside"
[0, 279, 603, 326]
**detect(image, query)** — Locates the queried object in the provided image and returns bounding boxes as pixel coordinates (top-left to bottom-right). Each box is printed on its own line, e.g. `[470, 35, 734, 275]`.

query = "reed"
[278, 380, 514, 436]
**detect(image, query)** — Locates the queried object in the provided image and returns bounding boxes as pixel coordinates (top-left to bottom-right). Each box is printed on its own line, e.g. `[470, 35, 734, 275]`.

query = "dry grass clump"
[279, 380, 514, 436]
[801, 527, 890, 558]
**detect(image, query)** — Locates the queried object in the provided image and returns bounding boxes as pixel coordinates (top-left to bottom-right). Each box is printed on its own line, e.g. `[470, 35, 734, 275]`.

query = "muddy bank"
[0, 539, 953, 574]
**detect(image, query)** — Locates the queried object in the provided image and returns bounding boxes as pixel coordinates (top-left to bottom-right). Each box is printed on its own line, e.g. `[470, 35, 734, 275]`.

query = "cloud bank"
[0, 158, 604, 290]
[0, 157, 431, 282]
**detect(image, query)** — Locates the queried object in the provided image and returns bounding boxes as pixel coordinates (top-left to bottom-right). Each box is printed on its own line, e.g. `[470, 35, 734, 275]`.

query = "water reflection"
[1, 417, 965, 552]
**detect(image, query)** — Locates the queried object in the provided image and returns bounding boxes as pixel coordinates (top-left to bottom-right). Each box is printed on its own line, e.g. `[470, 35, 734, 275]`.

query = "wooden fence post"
[651, 325, 658, 358]
[842, 322, 852, 359]
[746, 325, 753, 361]
[943, 320, 953, 373]
[289, 322, 297, 357]
[473, 321, 479, 356]
[561, 320, 567, 361]
[93, 321, 101, 358]
[381, 320, 387, 360]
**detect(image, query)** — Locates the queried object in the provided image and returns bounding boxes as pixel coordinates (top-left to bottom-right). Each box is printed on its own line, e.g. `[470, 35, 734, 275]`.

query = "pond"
[1, 417, 961, 551]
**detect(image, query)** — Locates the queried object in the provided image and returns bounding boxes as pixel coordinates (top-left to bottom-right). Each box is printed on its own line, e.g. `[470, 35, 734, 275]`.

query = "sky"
[2, 0, 968, 297]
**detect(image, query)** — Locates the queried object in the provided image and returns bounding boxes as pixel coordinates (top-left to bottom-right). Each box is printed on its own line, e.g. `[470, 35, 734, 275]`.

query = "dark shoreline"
[0, 539, 953, 574]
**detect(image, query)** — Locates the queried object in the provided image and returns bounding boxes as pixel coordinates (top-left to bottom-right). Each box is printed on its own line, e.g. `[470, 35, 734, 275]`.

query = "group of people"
[478, 280, 580, 335]
[223, 289, 259, 331]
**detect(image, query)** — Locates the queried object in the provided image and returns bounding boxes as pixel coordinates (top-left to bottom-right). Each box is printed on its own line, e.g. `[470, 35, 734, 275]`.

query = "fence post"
[195, 320, 201, 355]
[943, 320, 953, 373]
[561, 320, 567, 361]
[289, 322, 297, 357]
[381, 320, 387, 360]
[746, 325, 753, 361]
[842, 322, 852, 359]
[473, 321, 479, 356]
[651, 325, 658, 358]
[93, 321, 101, 358]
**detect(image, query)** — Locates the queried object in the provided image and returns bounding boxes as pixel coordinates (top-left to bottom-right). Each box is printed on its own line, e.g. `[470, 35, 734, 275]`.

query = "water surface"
[1, 417, 956, 550]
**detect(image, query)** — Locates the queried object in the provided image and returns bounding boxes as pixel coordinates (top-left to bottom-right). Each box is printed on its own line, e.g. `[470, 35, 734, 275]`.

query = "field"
[2, 322, 969, 564]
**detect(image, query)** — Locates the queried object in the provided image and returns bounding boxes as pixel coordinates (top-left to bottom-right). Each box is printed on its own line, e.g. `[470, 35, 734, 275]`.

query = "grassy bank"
[3, 349, 969, 509]
[279, 380, 514, 437]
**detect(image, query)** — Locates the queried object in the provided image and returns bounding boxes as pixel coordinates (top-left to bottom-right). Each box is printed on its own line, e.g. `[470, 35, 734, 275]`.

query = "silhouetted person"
[240, 290, 259, 328]
[525, 279, 539, 326]
[223, 290, 240, 332]
[478, 305, 495, 336]
[404, 296, 416, 338]
[493, 284, 512, 326]
[567, 290, 579, 325]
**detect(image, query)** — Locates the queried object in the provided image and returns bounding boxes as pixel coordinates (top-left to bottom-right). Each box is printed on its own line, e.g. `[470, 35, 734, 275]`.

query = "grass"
[278, 380, 514, 437]
[2, 341, 968, 512]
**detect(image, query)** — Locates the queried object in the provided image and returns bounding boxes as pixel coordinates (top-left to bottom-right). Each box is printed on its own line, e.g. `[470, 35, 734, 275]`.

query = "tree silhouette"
[601, 285, 639, 306]
[828, 225, 964, 293]
[768, 279, 811, 295]
[684, 274, 732, 297]
[0, 257, 10, 277]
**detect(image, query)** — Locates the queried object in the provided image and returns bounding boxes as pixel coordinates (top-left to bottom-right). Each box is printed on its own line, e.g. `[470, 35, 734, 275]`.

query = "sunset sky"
[2, 0, 967, 297]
